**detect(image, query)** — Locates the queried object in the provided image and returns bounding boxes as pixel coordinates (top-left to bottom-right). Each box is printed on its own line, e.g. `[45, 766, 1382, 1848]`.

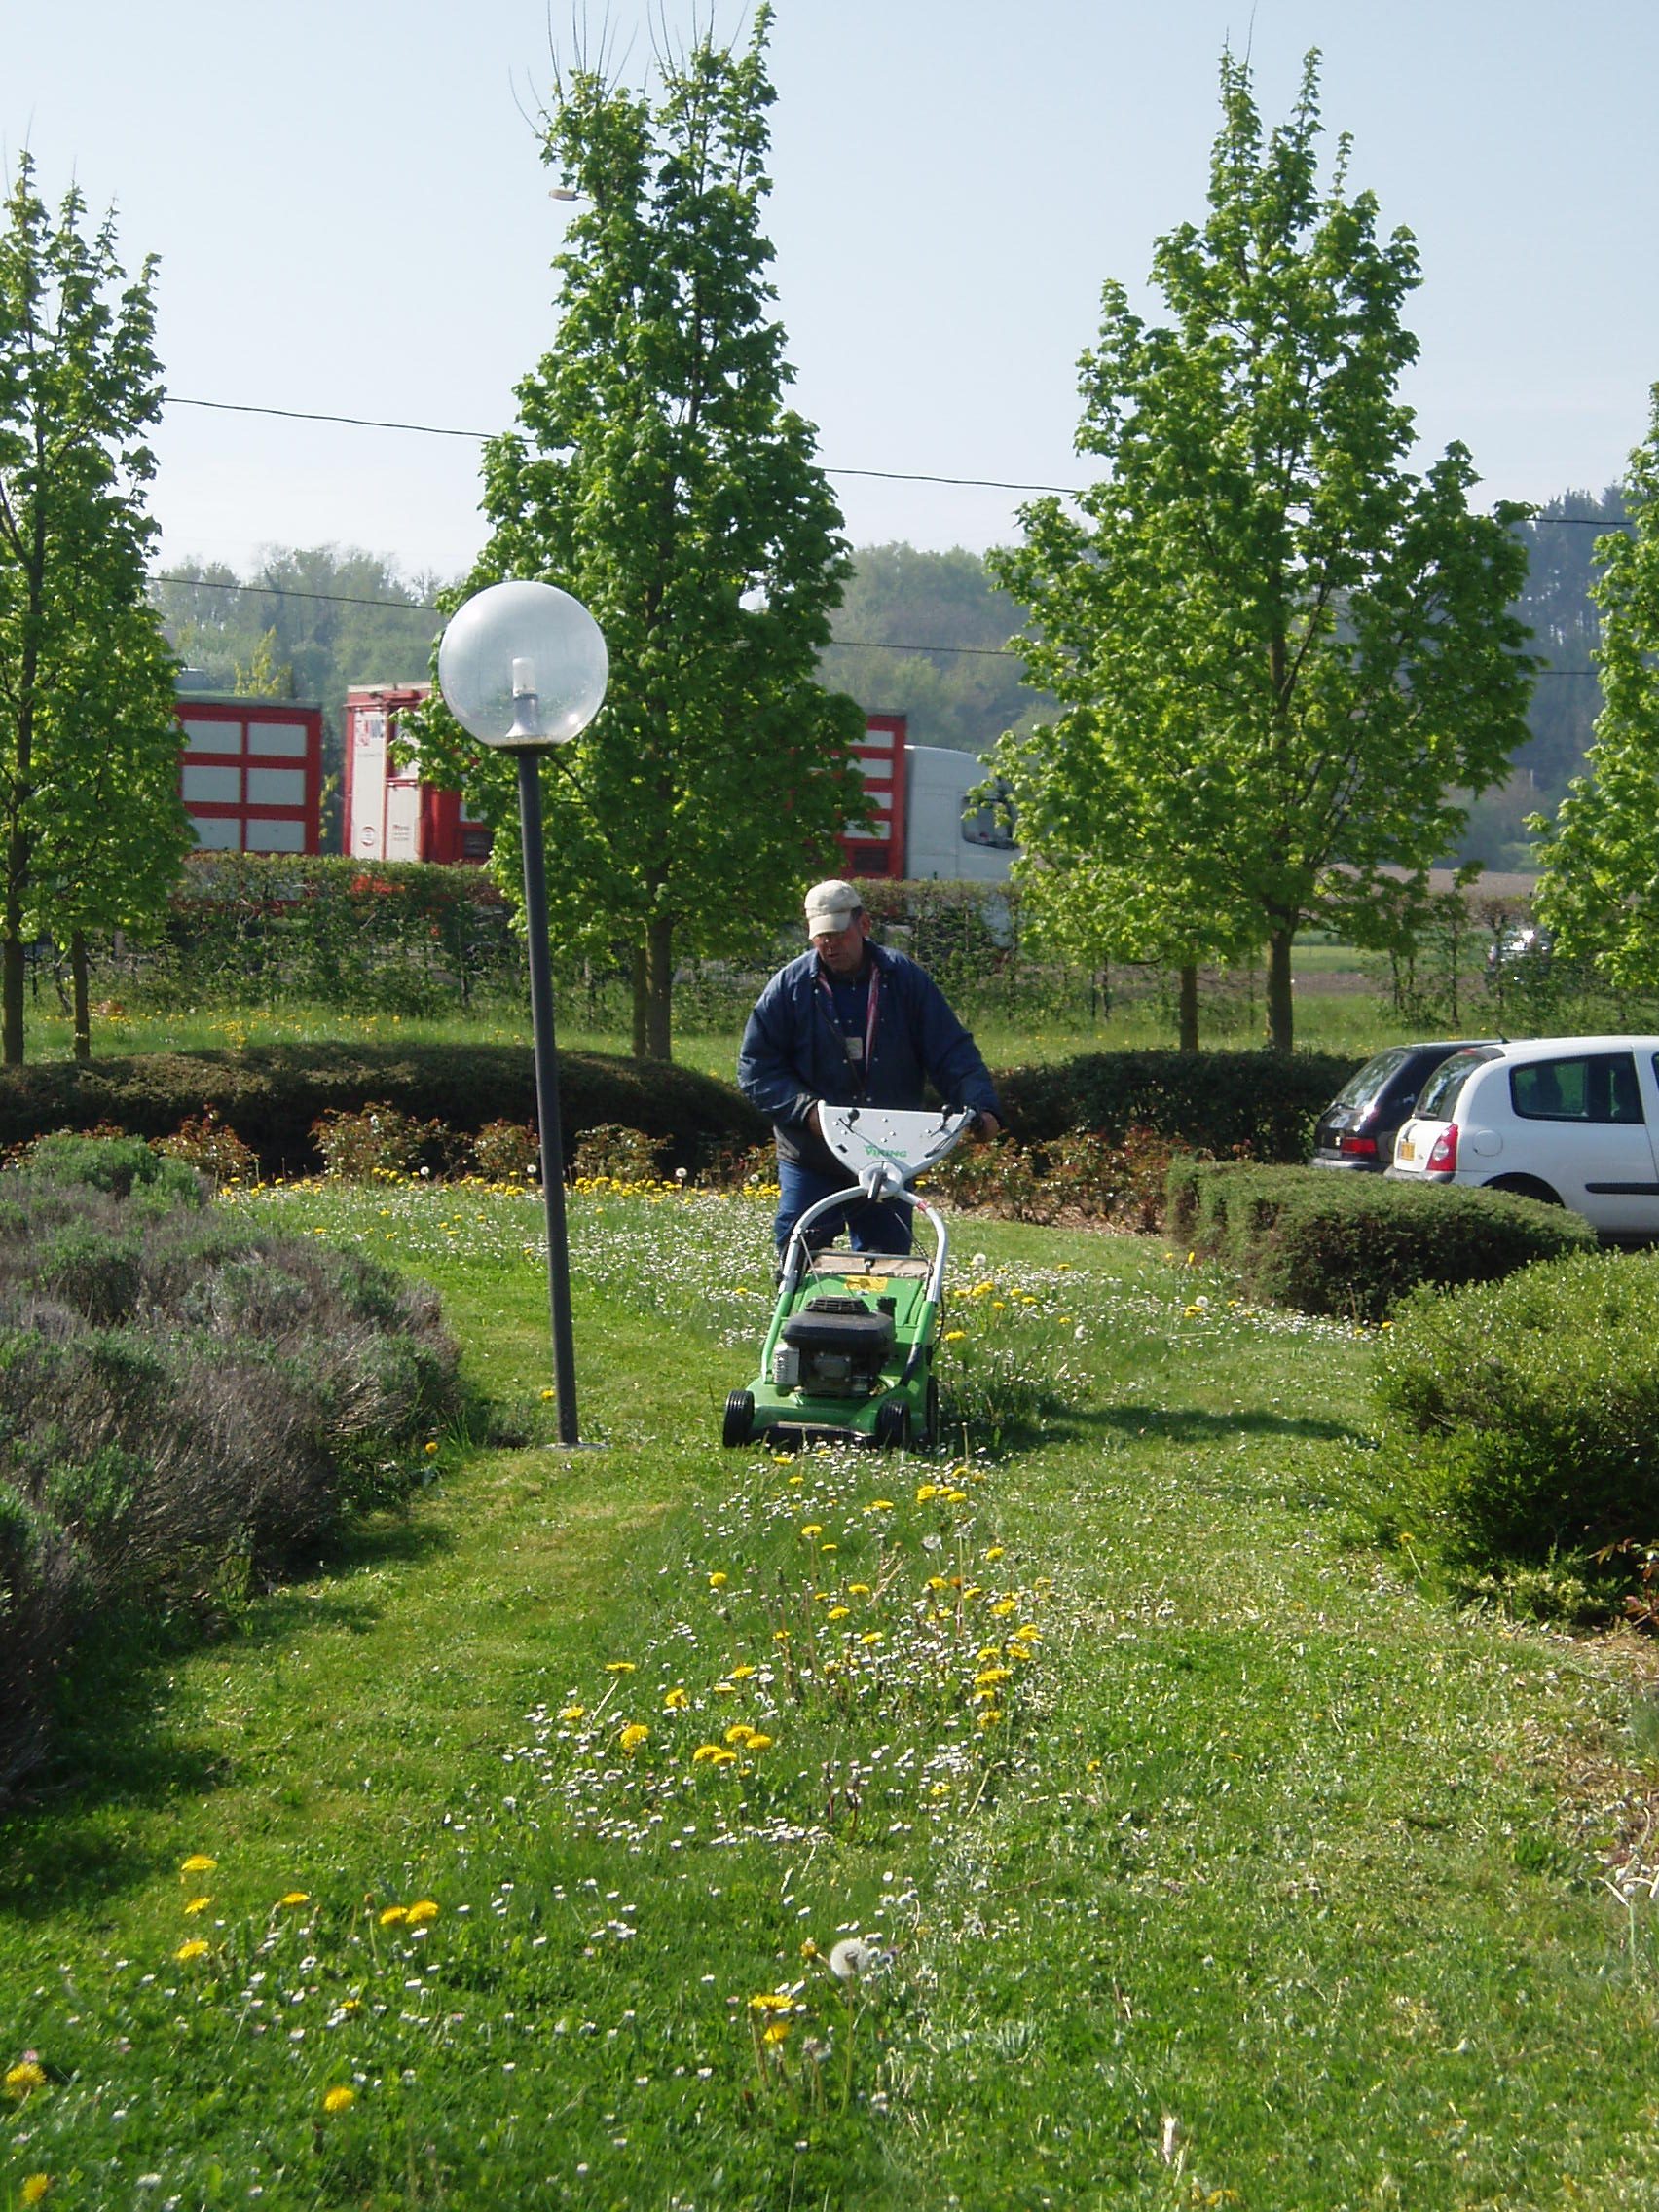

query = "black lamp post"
[437, 580, 608, 1445]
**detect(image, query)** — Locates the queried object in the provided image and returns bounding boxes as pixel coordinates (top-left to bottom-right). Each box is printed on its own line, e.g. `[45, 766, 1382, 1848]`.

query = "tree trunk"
[71, 931, 90, 1063]
[644, 915, 673, 1062]
[1, 936, 23, 1066]
[1266, 928, 1295, 1053]
[630, 944, 648, 1062]
[1177, 964, 1199, 1052]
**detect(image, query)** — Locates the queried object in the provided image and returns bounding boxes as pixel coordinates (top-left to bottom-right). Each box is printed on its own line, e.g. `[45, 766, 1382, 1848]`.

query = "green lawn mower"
[721, 1104, 975, 1452]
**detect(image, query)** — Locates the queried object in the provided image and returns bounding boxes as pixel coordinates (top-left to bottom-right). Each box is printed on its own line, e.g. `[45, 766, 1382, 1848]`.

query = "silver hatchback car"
[1388, 1035, 1659, 1236]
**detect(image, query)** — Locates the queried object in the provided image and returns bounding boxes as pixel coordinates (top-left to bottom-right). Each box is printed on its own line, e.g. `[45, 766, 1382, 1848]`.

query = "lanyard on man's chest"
[814, 964, 881, 1096]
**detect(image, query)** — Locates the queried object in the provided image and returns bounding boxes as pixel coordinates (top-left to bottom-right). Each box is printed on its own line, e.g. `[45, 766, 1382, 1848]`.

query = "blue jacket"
[738, 940, 1002, 1170]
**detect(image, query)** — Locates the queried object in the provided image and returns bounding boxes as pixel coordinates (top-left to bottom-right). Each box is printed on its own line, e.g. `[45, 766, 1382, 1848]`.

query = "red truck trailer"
[177, 695, 323, 854]
[343, 684, 492, 866]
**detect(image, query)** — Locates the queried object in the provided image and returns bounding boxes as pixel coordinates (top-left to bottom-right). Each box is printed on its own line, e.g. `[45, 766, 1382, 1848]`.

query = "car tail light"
[1338, 1133, 1378, 1157]
[1425, 1124, 1458, 1175]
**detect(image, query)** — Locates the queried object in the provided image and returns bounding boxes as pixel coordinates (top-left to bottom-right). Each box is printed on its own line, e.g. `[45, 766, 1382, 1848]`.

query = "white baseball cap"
[804, 879, 863, 935]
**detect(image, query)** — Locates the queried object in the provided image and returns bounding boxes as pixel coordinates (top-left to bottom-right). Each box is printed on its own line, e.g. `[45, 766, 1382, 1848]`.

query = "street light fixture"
[438, 580, 608, 1445]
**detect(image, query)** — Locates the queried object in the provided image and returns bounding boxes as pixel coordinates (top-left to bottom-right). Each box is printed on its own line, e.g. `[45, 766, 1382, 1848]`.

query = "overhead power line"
[150, 572, 1601, 675]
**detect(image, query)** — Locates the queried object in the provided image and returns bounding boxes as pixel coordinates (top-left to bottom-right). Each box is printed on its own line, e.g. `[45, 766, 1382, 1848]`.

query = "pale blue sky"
[7, 0, 1656, 579]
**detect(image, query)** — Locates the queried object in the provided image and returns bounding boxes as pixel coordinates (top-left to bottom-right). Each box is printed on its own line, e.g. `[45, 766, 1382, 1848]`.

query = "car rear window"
[1330, 1048, 1416, 1111]
[1413, 1048, 1501, 1122]
[1511, 1051, 1644, 1124]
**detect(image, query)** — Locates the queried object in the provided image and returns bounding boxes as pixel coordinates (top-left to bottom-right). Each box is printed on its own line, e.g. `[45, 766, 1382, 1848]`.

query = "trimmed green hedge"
[1375, 1252, 1659, 1565]
[0, 1045, 766, 1180]
[1166, 1160, 1597, 1321]
[997, 1049, 1355, 1160]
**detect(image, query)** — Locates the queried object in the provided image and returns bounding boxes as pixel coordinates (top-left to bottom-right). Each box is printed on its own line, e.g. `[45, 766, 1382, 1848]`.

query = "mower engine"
[773, 1295, 896, 1399]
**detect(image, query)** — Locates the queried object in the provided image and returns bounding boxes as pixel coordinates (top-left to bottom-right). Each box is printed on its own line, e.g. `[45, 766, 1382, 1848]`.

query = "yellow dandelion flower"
[184, 1895, 212, 1914]
[946, 1489, 969, 1503]
[799, 1524, 823, 1539]
[277, 1892, 310, 1908]
[729, 1663, 757, 1680]
[942, 1328, 967, 1343]
[749, 1991, 793, 2012]
[691, 1743, 728, 1764]
[725, 1723, 757, 1746]
[860, 1631, 883, 1647]
[983, 1545, 1005, 1562]
[820, 1541, 837, 1553]
[762, 2021, 791, 2046]
[540, 1386, 556, 1400]
[22, 2175, 51, 2205]
[915, 1483, 940, 1502]
[827, 1604, 850, 1621]
[864, 1499, 894, 1513]
[180, 1854, 217, 1875]
[424, 1440, 439, 1456]
[975, 1667, 1014, 1688]
[847, 1583, 872, 1597]
[663, 1686, 689, 1711]
[559, 1704, 586, 1722]
[379, 1904, 408, 1927]
[708, 1571, 729, 1588]
[618, 1723, 650, 1752]
[927, 1574, 948, 1591]
[6, 2062, 48, 2096]
[323, 2085, 356, 2114]
[712, 1680, 736, 1695]
[746, 1732, 773, 1751]
[977, 1707, 1003, 1728]
[1007, 1641, 1035, 1661]
[773, 1630, 791, 1643]
[801, 1937, 821, 1959]
[175, 1938, 210, 1963]
[406, 1899, 440, 1927]
[990, 1597, 1017, 1616]
[605, 1660, 638, 1675]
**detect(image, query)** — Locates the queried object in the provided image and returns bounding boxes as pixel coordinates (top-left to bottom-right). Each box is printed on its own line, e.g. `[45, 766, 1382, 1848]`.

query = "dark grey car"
[1310, 1041, 1496, 1172]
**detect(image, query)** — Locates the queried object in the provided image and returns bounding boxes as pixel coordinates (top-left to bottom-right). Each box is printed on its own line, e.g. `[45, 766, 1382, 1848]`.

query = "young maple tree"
[425, 8, 862, 1061]
[0, 157, 187, 1064]
[992, 51, 1533, 1052]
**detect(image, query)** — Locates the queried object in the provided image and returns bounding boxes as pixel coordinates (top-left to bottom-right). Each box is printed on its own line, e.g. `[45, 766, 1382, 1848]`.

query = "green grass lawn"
[4, 1185, 1653, 2209]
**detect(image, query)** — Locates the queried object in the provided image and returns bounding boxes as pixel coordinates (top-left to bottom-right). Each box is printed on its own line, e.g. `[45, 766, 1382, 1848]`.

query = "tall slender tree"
[992, 51, 1533, 1051]
[0, 157, 185, 1063]
[422, 8, 862, 1061]
[1533, 387, 1659, 983]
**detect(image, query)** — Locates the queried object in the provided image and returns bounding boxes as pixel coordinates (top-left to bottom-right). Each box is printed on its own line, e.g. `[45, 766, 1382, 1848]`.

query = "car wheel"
[1484, 1173, 1564, 1207]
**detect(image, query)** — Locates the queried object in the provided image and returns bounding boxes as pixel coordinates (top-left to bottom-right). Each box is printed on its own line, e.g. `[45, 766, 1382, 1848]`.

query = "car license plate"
[1396, 1135, 1415, 1163]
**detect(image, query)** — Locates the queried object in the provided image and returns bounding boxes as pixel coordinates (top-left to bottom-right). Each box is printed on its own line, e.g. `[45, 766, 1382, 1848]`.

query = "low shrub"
[18, 1130, 205, 1211]
[157, 1108, 260, 1188]
[313, 1102, 449, 1181]
[0, 1139, 461, 1796]
[572, 1124, 671, 1184]
[1169, 1161, 1597, 1321]
[1374, 1251, 1659, 1567]
[471, 1120, 540, 1184]
[927, 1125, 1177, 1231]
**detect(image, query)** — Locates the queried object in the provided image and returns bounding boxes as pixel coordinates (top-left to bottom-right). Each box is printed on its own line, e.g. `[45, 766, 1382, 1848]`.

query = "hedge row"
[0, 1045, 766, 1181]
[996, 1049, 1355, 1160]
[0, 1044, 1360, 1183]
[1166, 1160, 1597, 1322]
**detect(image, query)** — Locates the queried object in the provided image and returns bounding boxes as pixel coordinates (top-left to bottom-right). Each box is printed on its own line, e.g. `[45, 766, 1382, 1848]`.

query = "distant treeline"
[153, 493, 1625, 875]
